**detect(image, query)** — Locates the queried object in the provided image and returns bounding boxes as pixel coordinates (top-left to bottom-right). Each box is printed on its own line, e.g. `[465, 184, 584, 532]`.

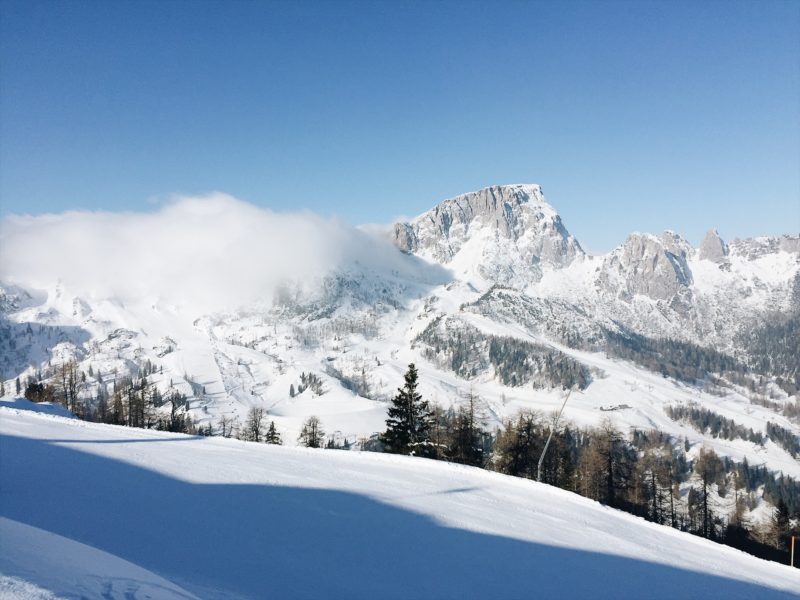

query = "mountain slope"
[1, 407, 798, 599]
[0, 184, 798, 512]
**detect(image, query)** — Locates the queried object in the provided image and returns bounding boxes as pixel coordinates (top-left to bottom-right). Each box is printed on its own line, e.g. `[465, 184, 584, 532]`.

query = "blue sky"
[1, 0, 798, 252]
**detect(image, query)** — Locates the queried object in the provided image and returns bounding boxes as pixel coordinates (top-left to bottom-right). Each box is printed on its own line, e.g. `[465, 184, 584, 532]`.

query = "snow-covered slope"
[1, 407, 798, 599]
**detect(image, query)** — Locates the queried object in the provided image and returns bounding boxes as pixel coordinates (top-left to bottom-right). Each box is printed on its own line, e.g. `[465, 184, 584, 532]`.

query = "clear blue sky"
[1, 0, 798, 252]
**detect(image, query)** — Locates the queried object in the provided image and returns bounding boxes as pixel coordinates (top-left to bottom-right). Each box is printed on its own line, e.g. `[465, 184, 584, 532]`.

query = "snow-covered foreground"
[1, 407, 798, 599]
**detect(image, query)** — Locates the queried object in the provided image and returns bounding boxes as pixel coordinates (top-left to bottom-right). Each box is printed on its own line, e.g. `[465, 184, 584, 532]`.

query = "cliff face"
[599, 232, 694, 303]
[699, 229, 728, 263]
[392, 184, 583, 285]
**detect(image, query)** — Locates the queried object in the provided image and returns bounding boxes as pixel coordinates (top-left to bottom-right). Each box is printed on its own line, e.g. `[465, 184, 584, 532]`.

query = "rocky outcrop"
[600, 232, 693, 302]
[729, 235, 800, 260]
[392, 184, 584, 283]
[699, 229, 728, 263]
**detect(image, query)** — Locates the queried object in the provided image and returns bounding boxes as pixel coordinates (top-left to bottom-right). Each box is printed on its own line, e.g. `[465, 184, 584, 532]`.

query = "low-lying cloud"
[0, 193, 443, 314]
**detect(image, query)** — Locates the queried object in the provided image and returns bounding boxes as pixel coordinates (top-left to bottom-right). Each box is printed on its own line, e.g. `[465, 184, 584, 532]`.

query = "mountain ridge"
[0, 184, 798, 535]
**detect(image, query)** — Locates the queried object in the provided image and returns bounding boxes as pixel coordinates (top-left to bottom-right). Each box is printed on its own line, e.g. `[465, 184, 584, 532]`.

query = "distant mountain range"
[1, 184, 798, 523]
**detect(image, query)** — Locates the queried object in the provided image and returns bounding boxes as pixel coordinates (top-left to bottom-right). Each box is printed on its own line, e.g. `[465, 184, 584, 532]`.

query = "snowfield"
[1, 406, 798, 599]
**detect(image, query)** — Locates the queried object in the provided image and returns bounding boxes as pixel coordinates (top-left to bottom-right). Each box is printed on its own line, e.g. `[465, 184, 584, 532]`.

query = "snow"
[1, 408, 798, 599]
[0, 518, 197, 600]
[0, 576, 60, 600]
[0, 398, 74, 419]
[1, 251, 797, 482]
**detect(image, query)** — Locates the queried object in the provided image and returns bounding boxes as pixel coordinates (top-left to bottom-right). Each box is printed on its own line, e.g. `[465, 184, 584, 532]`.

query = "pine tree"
[265, 420, 282, 445]
[381, 363, 434, 457]
[15, 377, 21, 395]
[769, 499, 790, 550]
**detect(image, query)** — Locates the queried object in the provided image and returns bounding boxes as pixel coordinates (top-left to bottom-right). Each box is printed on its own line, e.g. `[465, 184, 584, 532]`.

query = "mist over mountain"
[0, 192, 448, 316]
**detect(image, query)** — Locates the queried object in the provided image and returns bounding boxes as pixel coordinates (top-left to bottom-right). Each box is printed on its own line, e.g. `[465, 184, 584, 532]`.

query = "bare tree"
[298, 416, 325, 448]
[694, 446, 723, 538]
[242, 407, 266, 442]
[217, 414, 235, 438]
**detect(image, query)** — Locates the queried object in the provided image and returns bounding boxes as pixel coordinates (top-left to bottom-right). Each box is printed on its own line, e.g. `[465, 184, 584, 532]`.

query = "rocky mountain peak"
[392, 184, 583, 283]
[699, 229, 728, 263]
[599, 231, 693, 303]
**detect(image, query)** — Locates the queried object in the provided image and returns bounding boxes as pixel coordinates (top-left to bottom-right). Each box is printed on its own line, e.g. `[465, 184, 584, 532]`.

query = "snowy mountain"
[0, 184, 798, 527]
[1, 407, 798, 599]
[392, 184, 583, 286]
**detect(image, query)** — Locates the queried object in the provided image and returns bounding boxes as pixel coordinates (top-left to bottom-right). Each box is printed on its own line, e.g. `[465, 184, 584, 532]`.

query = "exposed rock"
[699, 229, 728, 263]
[729, 235, 800, 260]
[600, 232, 693, 302]
[392, 184, 583, 285]
[779, 236, 800, 255]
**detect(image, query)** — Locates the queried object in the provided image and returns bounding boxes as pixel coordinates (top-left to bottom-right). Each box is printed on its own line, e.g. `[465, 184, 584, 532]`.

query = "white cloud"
[0, 193, 444, 314]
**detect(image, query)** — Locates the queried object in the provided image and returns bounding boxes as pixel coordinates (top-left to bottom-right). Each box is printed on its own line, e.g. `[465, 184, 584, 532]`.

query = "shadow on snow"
[0, 433, 795, 600]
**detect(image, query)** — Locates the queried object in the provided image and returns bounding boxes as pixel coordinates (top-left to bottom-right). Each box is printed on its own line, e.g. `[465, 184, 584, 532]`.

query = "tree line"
[376, 363, 800, 567]
[416, 318, 590, 390]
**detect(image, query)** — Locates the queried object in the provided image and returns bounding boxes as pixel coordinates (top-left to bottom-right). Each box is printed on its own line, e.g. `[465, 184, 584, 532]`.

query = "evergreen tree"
[15, 377, 21, 395]
[265, 420, 282, 445]
[494, 412, 541, 479]
[381, 363, 434, 457]
[768, 499, 791, 550]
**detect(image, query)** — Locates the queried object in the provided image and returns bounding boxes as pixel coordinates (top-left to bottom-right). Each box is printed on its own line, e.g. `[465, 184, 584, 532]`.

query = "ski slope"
[1, 406, 798, 599]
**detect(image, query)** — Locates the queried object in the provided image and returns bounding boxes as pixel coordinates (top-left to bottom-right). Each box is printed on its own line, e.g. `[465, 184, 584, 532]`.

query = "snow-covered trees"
[416, 319, 590, 390]
[295, 372, 325, 396]
[381, 363, 434, 457]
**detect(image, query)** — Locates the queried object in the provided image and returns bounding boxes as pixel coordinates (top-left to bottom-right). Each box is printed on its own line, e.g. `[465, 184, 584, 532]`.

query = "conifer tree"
[265, 420, 282, 445]
[768, 499, 790, 549]
[381, 363, 434, 457]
